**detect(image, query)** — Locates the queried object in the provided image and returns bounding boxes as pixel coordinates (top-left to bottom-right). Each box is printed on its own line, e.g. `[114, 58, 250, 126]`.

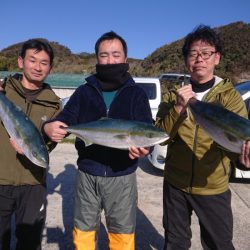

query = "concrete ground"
[42, 143, 250, 250]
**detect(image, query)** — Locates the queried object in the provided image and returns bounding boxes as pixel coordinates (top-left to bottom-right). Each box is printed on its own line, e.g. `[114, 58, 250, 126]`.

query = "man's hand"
[128, 146, 150, 160]
[175, 84, 196, 114]
[10, 138, 24, 154]
[44, 121, 68, 142]
[239, 141, 250, 168]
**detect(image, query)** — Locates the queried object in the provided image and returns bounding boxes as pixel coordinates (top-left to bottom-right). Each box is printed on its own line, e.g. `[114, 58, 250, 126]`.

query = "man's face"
[18, 49, 52, 85]
[97, 38, 127, 64]
[185, 40, 221, 83]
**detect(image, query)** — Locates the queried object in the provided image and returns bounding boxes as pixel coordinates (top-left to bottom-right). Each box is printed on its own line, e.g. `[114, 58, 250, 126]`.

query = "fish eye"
[32, 151, 37, 157]
[148, 132, 155, 138]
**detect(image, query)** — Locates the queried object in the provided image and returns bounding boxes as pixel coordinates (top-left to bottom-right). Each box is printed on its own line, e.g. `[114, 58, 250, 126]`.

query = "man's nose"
[106, 56, 116, 64]
[34, 62, 42, 70]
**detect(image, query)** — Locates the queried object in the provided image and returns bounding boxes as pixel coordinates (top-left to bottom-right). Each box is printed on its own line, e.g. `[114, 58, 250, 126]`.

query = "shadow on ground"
[139, 157, 164, 177]
[46, 164, 76, 250]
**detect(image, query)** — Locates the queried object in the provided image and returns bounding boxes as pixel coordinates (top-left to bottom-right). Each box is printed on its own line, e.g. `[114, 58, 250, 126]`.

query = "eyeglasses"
[187, 50, 217, 60]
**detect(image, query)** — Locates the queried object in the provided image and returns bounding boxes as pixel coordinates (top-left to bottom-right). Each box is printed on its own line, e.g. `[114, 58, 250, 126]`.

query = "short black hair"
[182, 25, 224, 60]
[95, 31, 128, 57]
[19, 38, 54, 65]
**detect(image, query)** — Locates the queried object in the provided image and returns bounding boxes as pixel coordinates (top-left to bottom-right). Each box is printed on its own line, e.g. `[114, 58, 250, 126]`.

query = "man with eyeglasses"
[156, 25, 250, 249]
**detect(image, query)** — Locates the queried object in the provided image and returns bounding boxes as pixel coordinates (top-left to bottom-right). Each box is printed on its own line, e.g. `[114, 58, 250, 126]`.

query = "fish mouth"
[31, 157, 48, 168]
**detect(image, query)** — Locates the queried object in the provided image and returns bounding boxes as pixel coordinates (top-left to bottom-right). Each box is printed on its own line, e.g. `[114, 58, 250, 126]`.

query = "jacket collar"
[204, 76, 234, 101]
[6, 75, 60, 108]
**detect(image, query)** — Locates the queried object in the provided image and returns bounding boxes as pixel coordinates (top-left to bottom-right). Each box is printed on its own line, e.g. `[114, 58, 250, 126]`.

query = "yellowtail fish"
[0, 92, 49, 168]
[189, 98, 250, 153]
[63, 118, 169, 149]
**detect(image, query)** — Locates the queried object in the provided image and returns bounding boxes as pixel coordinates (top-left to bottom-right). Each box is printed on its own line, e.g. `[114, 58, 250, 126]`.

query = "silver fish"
[0, 92, 49, 168]
[64, 118, 169, 149]
[188, 98, 250, 153]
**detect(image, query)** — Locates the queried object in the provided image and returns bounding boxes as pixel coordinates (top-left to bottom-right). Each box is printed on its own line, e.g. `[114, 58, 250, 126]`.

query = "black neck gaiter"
[95, 63, 131, 91]
[191, 77, 215, 93]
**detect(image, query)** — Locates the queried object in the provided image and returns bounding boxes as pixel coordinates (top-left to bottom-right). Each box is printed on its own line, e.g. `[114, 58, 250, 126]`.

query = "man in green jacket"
[156, 25, 250, 249]
[0, 39, 61, 250]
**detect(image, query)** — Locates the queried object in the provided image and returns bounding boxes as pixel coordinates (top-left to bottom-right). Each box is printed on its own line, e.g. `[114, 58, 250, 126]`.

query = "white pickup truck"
[133, 77, 161, 120]
[133, 77, 167, 170]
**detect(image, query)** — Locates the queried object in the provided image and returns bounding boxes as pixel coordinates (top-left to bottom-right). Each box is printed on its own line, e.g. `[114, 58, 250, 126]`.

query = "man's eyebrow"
[99, 52, 109, 55]
[28, 55, 49, 61]
[112, 51, 122, 54]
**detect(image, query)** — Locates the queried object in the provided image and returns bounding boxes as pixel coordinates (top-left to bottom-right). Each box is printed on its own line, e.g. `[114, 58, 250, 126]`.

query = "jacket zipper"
[91, 84, 114, 177]
[220, 149, 227, 175]
[26, 100, 32, 116]
[189, 124, 199, 193]
[187, 79, 234, 192]
[188, 90, 210, 193]
[90, 82, 131, 177]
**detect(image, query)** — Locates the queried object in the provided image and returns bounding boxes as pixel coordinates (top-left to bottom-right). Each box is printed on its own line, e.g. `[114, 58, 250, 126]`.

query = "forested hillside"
[138, 22, 250, 82]
[1, 21, 250, 82]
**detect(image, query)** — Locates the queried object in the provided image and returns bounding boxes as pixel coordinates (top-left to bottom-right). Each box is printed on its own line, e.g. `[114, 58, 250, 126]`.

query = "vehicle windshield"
[136, 83, 156, 100]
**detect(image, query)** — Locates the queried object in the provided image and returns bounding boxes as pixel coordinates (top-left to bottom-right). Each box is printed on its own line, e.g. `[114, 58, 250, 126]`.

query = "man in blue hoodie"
[44, 31, 152, 250]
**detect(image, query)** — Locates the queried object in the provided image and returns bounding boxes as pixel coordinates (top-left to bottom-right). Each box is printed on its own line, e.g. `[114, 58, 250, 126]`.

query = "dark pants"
[163, 182, 235, 250]
[0, 185, 47, 250]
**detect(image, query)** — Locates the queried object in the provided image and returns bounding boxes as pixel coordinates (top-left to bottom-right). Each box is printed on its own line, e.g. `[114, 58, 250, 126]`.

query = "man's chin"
[30, 78, 45, 86]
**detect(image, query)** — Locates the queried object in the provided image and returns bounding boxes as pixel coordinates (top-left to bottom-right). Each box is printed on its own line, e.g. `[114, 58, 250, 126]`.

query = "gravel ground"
[41, 143, 250, 250]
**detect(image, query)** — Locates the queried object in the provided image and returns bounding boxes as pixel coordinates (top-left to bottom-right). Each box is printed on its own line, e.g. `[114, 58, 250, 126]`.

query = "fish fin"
[159, 137, 171, 146]
[16, 106, 23, 112]
[84, 138, 93, 147]
[216, 144, 232, 152]
[75, 137, 93, 147]
[41, 115, 48, 122]
[99, 117, 111, 120]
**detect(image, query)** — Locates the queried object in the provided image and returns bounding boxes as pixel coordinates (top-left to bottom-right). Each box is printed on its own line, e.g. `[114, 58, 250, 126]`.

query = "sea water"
[0, 71, 89, 88]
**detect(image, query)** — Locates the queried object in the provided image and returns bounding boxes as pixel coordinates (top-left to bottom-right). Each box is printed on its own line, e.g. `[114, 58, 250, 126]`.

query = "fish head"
[147, 130, 169, 144]
[132, 125, 169, 147]
[26, 146, 49, 168]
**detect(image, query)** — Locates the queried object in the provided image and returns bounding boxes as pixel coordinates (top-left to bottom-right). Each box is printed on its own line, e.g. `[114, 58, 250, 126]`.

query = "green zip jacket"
[0, 75, 61, 185]
[156, 77, 248, 195]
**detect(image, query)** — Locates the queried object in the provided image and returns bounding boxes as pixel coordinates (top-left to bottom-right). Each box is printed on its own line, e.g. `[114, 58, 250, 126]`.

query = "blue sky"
[1, 0, 250, 59]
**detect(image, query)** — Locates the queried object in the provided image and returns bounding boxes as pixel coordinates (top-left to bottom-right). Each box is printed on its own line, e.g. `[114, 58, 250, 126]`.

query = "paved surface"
[41, 143, 250, 250]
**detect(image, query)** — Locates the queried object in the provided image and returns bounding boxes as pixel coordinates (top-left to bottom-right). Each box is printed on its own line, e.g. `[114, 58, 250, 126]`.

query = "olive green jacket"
[0, 75, 61, 185]
[156, 77, 248, 195]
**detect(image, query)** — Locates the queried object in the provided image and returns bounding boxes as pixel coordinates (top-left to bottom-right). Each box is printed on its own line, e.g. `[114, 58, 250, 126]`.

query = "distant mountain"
[0, 38, 142, 75]
[1, 21, 250, 82]
[136, 21, 250, 82]
[0, 39, 97, 74]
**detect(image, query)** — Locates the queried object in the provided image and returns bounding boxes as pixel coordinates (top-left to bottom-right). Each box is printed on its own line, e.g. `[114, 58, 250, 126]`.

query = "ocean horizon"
[0, 71, 89, 88]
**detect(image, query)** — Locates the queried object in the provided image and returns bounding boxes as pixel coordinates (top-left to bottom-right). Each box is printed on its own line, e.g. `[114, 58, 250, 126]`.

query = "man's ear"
[214, 52, 221, 65]
[49, 64, 53, 73]
[17, 56, 24, 69]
